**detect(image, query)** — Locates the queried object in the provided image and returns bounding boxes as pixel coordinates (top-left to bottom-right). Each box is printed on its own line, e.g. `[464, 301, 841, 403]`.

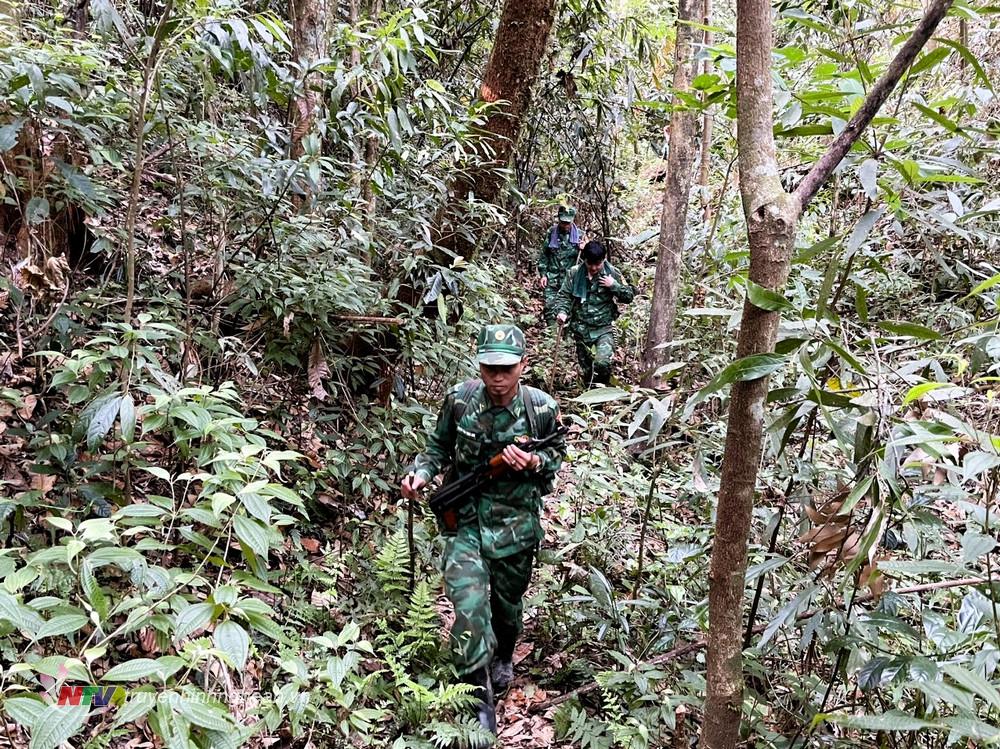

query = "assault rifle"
[429, 425, 568, 531]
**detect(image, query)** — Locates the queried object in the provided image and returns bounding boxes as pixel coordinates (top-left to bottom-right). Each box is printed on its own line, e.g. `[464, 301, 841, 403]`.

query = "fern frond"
[374, 528, 411, 605]
[399, 579, 443, 667]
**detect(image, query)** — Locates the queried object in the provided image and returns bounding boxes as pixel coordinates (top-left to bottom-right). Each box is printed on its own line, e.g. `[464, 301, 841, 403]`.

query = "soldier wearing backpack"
[537, 204, 583, 324]
[401, 324, 566, 741]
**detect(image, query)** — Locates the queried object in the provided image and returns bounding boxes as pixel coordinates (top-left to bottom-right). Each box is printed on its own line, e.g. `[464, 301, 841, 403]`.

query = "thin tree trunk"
[700, 0, 953, 746]
[363, 0, 382, 225]
[433, 0, 556, 261]
[123, 0, 174, 323]
[698, 0, 713, 223]
[289, 0, 327, 206]
[641, 0, 699, 388]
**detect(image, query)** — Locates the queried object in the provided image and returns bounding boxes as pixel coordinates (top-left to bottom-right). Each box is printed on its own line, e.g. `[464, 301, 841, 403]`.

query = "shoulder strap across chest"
[521, 385, 540, 439]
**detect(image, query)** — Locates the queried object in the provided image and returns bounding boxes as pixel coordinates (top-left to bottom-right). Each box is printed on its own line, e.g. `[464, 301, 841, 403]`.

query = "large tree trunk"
[289, 0, 327, 205]
[641, 0, 698, 388]
[434, 0, 556, 261]
[700, 0, 954, 746]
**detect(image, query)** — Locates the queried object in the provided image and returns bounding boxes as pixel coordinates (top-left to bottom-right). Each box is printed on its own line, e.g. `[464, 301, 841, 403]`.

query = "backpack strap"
[521, 385, 540, 440]
[452, 378, 482, 426]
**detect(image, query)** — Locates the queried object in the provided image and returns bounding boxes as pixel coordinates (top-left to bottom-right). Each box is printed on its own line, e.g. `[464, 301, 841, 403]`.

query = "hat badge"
[494, 330, 505, 340]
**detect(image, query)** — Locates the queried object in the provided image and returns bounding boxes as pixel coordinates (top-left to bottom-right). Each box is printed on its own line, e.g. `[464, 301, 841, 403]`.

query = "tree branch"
[792, 0, 954, 211]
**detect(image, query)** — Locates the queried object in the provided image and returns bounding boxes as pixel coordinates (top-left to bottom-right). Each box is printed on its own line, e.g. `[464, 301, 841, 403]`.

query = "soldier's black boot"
[593, 362, 611, 386]
[461, 666, 496, 745]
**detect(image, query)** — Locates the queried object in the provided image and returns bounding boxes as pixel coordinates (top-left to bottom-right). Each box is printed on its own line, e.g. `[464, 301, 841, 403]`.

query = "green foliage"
[0, 0, 998, 745]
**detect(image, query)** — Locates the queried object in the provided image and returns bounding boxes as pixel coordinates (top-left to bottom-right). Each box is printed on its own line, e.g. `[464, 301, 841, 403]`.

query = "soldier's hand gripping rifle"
[430, 425, 568, 532]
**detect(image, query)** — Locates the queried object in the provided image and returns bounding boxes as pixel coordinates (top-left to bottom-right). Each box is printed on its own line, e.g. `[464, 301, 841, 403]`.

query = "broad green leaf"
[112, 693, 156, 728]
[943, 716, 1000, 741]
[3, 696, 47, 729]
[34, 614, 88, 641]
[45, 516, 73, 533]
[80, 562, 108, 622]
[103, 657, 181, 682]
[963, 451, 1000, 482]
[28, 703, 89, 749]
[0, 118, 24, 151]
[943, 663, 1000, 710]
[913, 102, 958, 133]
[87, 393, 122, 450]
[238, 492, 271, 523]
[172, 695, 231, 730]
[845, 207, 885, 255]
[573, 386, 630, 405]
[119, 392, 136, 442]
[173, 602, 215, 642]
[878, 560, 968, 577]
[0, 590, 45, 632]
[759, 584, 818, 649]
[745, 555, 789, 582]
[824, 710, 938, 732]
[214, 620, 249, 671]
[686, 354, 787, 415]
[233, 515, 270, 558]
[908, 46, 950, 77]
[961, 273, 1000, 301]
[25, 197, 49, 225]
[86, 547, 145, 571]
[911, 679, 975, 712]
[836, 475, 874, 517]
[144, 466, 172, 481]
[903, 382, 950, 405]
[859, 158, 878, 199]
[935, 37, 993, 91]
[877, 321, 942, 341]
[213, 585, 238, 607]
[4, 565, 40, 592]
[746, 281, 793, 311]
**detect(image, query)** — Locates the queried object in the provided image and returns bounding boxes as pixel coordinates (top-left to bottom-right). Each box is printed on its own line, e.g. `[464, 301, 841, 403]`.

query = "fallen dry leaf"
[513, 640, 533, 666]
[310, 589, 334, 609]
[308, 339, 330, 401]
[301, 537, 320, 553]
[17, 393, 38, 420]
[30, 471, 55, 496]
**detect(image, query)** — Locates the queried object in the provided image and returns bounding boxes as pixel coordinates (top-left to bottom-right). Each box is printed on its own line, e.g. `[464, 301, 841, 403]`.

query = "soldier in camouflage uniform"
[537, 205, 582, 324]
[555, 240, 636, 387]
[401, 324, 565, 740]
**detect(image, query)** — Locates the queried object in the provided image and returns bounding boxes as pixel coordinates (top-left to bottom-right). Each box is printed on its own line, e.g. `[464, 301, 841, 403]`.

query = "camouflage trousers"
[443, 524, 535, 675]
[573, 326, 615, 386]
[542, 279, 561, 324]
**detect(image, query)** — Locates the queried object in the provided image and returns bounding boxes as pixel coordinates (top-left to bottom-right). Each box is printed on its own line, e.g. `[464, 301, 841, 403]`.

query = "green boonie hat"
[557, 205, 576, 222]
[476, 324, 526, 366]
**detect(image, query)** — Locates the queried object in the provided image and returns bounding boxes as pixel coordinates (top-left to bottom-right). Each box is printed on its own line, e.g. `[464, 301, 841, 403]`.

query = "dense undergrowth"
[2, 0, 1000, 748]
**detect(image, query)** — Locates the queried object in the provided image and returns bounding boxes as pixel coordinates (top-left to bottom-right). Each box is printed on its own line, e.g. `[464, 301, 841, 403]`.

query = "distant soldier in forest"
[537, 204, 582, 324]
[555, 240, 636, 387]
[401, 324, 566, 741]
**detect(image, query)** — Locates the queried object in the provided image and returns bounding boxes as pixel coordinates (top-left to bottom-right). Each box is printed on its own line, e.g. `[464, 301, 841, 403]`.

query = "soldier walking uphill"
[556, 240, 636, 387]
[401, 325, 566, 741]
[537, 205, 582, 324]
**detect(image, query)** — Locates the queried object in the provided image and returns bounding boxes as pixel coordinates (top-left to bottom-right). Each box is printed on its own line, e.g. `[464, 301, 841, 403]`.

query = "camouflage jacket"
[408, 380, 565, 559]
[555, 261, 636, 337]
[537, 227, 580, 281]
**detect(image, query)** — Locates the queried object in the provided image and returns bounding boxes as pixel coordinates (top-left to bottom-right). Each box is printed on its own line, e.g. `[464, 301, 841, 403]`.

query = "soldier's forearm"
[534, 444, 564, 476]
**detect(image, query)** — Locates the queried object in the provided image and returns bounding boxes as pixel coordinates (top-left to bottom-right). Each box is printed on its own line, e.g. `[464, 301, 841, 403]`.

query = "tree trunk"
[434, 0, 556, 261]
[700, 0, 954, 746]
[641, 0, 698, 388]
[289, 0, 327, 205]
[698, 0, 713, 223]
